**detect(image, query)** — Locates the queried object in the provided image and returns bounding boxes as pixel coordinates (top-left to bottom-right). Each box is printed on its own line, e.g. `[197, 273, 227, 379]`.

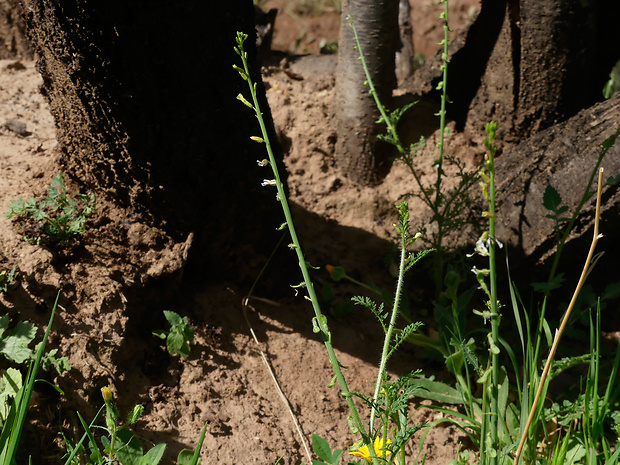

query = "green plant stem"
[430, 0, 450, 293]
[234, 33, 377, 464]
[369, 224, 408, 431]
[487, 133, 499, 465]
[434, 0, 449, 204]
[513, 168, 605, 465]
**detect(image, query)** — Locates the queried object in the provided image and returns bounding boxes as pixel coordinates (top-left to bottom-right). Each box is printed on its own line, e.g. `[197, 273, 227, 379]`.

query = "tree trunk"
[0, 0, 32, 59]
[334, 0, 399, 185]
[395, 0, 414, 83]
[445, 0, 620, 142]
[21, 0, 284, 280]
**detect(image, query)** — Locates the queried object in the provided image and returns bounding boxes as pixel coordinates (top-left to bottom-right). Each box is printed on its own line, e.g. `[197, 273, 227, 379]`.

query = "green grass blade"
[63, 406, 104, 465]
[75, 410, 103, 464]
[189, 421, 207, 465]
[2, 292, 60, 464]
[0, 393, 19, 463]
[506, 256, 526, 358]
[604, 447, 620, 465]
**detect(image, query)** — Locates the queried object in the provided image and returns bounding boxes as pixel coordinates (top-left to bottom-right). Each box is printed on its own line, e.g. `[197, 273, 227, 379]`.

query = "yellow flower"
[101, 386, 113, 403]
[350, 437, 392, 463]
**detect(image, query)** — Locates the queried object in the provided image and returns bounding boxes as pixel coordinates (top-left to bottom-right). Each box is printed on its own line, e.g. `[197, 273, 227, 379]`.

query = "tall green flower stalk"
[474, 122, 501, 465]
[235, 33, 429, 465]
[233, 32, 377, 463]
[434, 0, 450, 202]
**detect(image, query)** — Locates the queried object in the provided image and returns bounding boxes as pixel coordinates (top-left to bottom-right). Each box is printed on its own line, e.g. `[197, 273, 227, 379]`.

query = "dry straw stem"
[513, 168, 605, 465]
[242, 295, 312, 464]
[240, 234, 313, 464]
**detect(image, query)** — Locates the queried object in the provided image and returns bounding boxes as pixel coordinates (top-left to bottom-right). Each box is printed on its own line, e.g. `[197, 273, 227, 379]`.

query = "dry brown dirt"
[0, 2, 487, 464]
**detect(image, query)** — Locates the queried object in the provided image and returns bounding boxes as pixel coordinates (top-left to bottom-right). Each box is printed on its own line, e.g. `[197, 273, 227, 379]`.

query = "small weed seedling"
[153, 310, 194, 358]
[0, 266, 16, 294]
[6, 171, 95, 245]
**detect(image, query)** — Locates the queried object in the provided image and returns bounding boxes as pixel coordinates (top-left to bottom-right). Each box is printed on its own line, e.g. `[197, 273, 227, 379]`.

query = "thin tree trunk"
[395, 0, 414, 83]
[334, 0, 399, 185]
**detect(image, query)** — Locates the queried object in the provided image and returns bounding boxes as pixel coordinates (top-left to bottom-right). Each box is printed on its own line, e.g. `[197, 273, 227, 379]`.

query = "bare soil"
[0, 2, 486, 464]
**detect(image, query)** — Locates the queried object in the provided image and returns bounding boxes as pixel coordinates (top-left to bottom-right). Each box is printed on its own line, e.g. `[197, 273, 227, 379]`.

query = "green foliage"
[0, 314, 70, 372]
[301, 434, 343, 465]
[0, 293, 61, 464]
[66, 388, 166, 465]
[236, 32, 430, 465]
[0, 267, 16, 294]
[0, 368, 22, 426]
[0, 314, 37, 364]
[235, 17, 620, 464]
[152, 310, 194, 358]
[6, 172, 95, 245]
[603, 60, 620, 99]
[543, 184, 570, 236]
[347, 10, 482, 296]
[37, 345, 71, 374]
[0, 311, 69, 431]
[63, 402, 207, 465]
[65, 387, 207, 465]
[176, 422, 207, 465]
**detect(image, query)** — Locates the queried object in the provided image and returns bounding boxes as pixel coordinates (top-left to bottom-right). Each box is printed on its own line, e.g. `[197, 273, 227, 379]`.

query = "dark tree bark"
[21, 0, 284, 280]
[495, 93, 620, 284]
[496, 93, 620, 257]
[445, 0, 620, 142]
[334, 0, 399, 185]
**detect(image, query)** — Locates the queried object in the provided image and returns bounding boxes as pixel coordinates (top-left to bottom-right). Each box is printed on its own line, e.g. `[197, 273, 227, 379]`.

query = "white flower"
[261, 179, 277, 187]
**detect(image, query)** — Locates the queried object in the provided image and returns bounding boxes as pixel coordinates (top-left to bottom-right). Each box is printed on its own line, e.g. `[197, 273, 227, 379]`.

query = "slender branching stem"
[370, 216, 409, 431]
[347, 17, 434, 210]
